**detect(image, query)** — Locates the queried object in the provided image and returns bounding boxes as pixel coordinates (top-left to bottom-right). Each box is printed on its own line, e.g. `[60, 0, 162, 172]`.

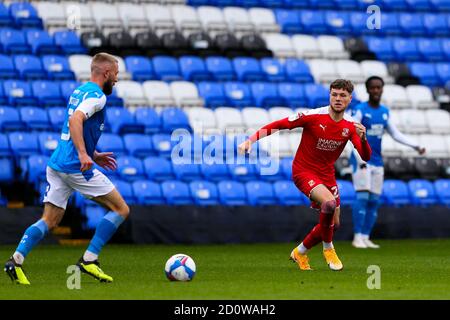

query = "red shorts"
[293, 173, 340, 210]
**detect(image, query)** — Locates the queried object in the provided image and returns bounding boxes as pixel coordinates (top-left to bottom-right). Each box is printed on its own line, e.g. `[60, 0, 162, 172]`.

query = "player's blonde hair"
[91, 53, 118, 74]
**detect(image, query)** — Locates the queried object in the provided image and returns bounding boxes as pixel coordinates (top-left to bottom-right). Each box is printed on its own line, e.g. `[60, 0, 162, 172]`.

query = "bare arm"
[69, 110, 93, 172]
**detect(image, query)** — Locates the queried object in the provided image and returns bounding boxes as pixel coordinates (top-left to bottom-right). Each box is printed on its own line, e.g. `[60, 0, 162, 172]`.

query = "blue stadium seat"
[205, 56, 235, 81]
[275, 9, 302, 34]
[406, 0, 433, 11]
[430, 0, 450, 11]
[47, 107, 66, 131]
[172, 161, 202, 182]
[0, 29, 29, 54]
[0, 157, 14, 182]
[334, 0, 360, 9]
[398, 13, 426, 36]
[281, 157, 293, 179]
[0, 54, 18, 79]
[423, 13, 449, 36]
[19, 106, 51, 131]
[324, 11, 352, 35]
[0, 133, 10, 156]
[440, 38, 450, 60]
[232, 57, 265, 81]
[125, 56, 154, 82]
[116, 156, 145, 181]
[381, 0, 409, 10]
[8, 132, 39, 156]
[435, 63, 450, 85]
[223, 82, 253, 108]
[179, 56, 211, 81]
[255, 157, 284, 181]
[304, 83, 329, 108]
[60, 80, 81, 100]
[172, 132, 204, 161]
[38, 131, 59, 155]
[197, 82, 228, 108]
[161, 180, 192, 205]
[283, 0, 310, 8]
[96, 133, 125, 156]
[203, 135, 234, 160]
[201, 161, 230, 182]
[123, 134, 155, 158]
[434, 179, 450, 206]
[392, 37, 421, 62]
[41, 55, 75, 80]
[26, 29, 59, 55]
[260, 58, 286, 82]
[379, 13, 402, 36]
[408, 62, 440, 87]
[228, 158, 257, 182]
[218, 181, 247, 205]
[13, 54, 46, 80]
[0, 106, 23, 131]
[0, 3, 13, 28]
[160, 107, 191, 133]
[134, 107, 161, 133]
[53, 30, 86, 55]
[9, 2, 43, 29]
[3, 80, 37, 106]
[350, 12, 371, 36]
[273, 180, 306, 205]
[417, 38, 445, 62]
[132, 180, 164, 205]
[110, 179, 135, 205]
[23, 154, 48, 184]
[152, 56, 182, 81]
[189, 180, 219, 205]
[85, 206, 107, 230]
[337, 180, 356, 206]
[152, 134, 174, 158]
[284, 59, 313, 83]
[382, 179, 410, 206]
[0, 84, 5, 105]
[105, 107, 144, 134]
[245, 180, 276, 206]
[299, 10, 327, 34]
[309, 0, 335, 9]
[32, 80, 64, 107]
[365, 37, 396, 61]
[408, 179, 437, 206]
[143, 156, 174, 181]
[278, 82, 307, 108]
[251, 82, 285, 108]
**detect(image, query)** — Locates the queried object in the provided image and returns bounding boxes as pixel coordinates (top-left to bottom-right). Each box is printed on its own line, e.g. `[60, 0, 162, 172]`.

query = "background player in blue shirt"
[5, 53, 129, 284]
[350, 76, 425, 249]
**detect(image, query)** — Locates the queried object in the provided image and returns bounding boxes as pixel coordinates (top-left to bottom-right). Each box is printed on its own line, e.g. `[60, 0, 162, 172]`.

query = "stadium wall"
[1, 206, 449, 245]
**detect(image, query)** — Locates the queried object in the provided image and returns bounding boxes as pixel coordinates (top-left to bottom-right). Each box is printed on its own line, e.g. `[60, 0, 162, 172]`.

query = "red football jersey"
[250, 106, 372, 185]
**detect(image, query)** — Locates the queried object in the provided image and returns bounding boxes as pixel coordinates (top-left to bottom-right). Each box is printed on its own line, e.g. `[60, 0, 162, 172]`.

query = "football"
[164, 253, 196, 281]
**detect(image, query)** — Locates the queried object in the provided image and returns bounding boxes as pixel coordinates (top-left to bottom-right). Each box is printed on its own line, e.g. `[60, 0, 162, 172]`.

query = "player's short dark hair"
[330, 79, 354, 94]
[365, 76, 385, 89]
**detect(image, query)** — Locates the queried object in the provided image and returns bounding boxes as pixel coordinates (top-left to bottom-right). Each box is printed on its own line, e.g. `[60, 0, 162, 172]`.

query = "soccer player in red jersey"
[238, 79, 372, 271]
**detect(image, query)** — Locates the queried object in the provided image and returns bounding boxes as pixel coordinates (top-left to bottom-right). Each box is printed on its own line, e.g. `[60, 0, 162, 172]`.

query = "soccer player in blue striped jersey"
[4, 53, 129, 284]
[350, 76, 425, 249]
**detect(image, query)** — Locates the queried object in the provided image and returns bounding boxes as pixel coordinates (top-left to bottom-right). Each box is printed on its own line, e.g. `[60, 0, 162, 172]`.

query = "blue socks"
[15, 219, 49, 261]
[352, 191, 369, 234]
[362, 193, 380, 236]
[86, 212, 125, 258]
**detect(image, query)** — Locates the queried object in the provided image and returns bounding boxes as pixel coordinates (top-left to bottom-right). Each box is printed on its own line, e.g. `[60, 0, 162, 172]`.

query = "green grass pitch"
[1, 239, 450, 300]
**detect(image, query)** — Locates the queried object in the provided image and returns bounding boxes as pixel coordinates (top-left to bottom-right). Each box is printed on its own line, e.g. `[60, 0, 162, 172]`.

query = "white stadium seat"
[382, 84, 411, 109]
[223, 7, 254, 33]
[259, 132, 293, 158]
[389, 109, 403, 131]
[381, 134, 402, 157]
[419, 134, 449, 158]
[317, 35, 349, 60]
[90, 3, 123, 34]
[187, 107, 218, 134]
[307, 59, 339, 84]
[335, 60, 365, 84]
[288, 132, 302, 154]
[113, 55, 131, 81]
[197, 6, 228, 34]
[68, 54, 91, 82]
[117, 3, 150, 36]
[263, 33, 296, 58]
[215, 107, 245, 133]
[399, 109, 429, 134]
[360, 60, 395, 84]
[425, 109, 450, 134]
[36, 2, 67, 31]
[145, 4, 176, 34]
[291, 34, 322, 59]
[445, 136, 450, 156]
[248, 8, 280, 33]
[171, 5, 202, 33]
[142, 81, 175, 107]
[241, 107, 271, 132]
[268, 107, 294, 122]
[170, 81, 204, 108]
[64, 2, 96, 32]
[114, 81, 148, 107]
[354, 83, 369, 102]
[397, 134, 421, 157]
[405, 85, 439, 109]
